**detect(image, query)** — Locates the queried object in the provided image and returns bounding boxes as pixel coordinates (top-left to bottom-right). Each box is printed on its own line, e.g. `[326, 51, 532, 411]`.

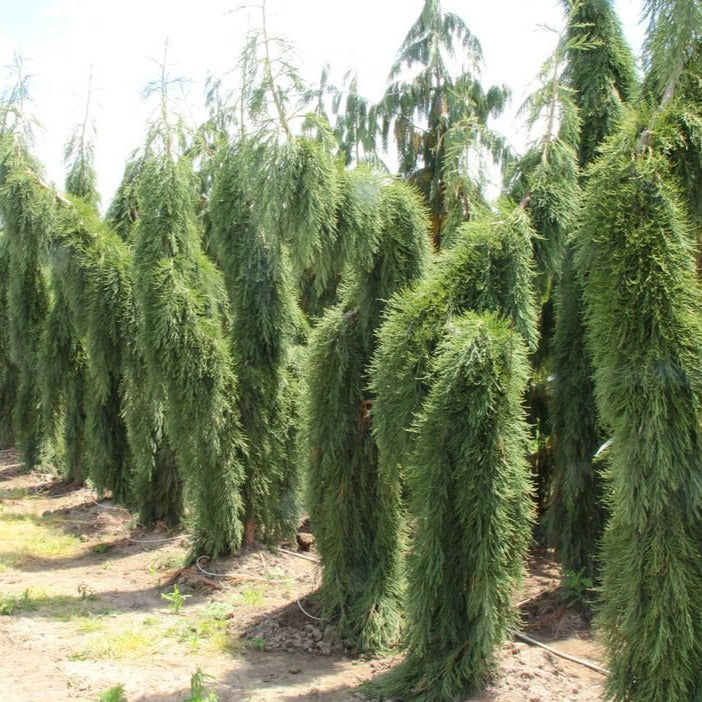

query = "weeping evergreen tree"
[49, 196, 135, 503]
[306, 177, 430, 650]
[38, 83, 100, 484]
[508, 0, 637, 575]
[0, 231, 16, 447]
[371, 204, 537, 487]
[379, 0, 508, 245]
[132, 58, 244, 556]
[0, 62, 54, 470]
[503, 24, 585, 519]
[370, 313, 533, 702]
[104, 155, 143, 242]
[579, 119, 702, 702]
[367, 201, 537, 696]
[208, 136, 301, 547]
[576, 1, 702, 698]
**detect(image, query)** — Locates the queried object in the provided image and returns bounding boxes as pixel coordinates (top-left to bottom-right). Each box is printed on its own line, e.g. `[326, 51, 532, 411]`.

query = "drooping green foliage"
[547, 248, 604, 576]
[332, 71, 381, 167]
[643, 0, 702, 103]
[561, 0, 637, 167]
[369, 313, 532, 702]
[578, 122, 702, 702]
[64, 75, 100, 209]
[132, 97, 244, 555]
[0, 232, 16, 447]
[104, 156, 143, 242]
[121, 353, 182, 527]
[274, 135, 343, 314]
[38, 94, 103, 485]
[208, 136, 301, 546]
[306, 178, 430, 650]
[51, 200, 134, 503]
[379, 0, 508, 245]
[0, 135, 53, 470]
[650, 59, 702, 264]
[371, 204, 537, 486]
[546, 0, 637, 577]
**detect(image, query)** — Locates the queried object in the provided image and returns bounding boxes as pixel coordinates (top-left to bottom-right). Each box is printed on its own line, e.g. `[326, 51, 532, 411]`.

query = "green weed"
[161, 584, 191, 614]
[183, 668, 219, 702]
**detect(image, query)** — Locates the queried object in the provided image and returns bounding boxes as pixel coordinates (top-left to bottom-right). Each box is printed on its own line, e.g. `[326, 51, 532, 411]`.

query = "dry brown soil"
[0, 448, 607, 701]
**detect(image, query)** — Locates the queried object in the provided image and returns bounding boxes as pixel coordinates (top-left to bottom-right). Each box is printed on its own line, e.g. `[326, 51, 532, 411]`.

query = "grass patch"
[0, 486, 28, 500]
[0, 585, 116, 621]
[71, 627, 160, 660]
[73, 613, 106, 633]
[0, 511, 83, 569]
[162, 602, 240, 654]
[148, 551, 183, 573]
[237, 588, 264, 607]
[0, 588, 39, 615]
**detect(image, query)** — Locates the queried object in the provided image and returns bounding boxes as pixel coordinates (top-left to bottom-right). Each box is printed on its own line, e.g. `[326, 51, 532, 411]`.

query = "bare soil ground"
[0, 448, 607, 701]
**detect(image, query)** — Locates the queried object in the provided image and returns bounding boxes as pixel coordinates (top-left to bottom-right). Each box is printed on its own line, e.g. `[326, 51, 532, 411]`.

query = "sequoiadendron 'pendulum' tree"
[368, 206, 537, 699]
[132, 56, 244, 556]
[546, 0, 637, 578]
[0, 60, 53, 471]
[306, 176, 430, 650]
[208, 136, 302, 548]
[578, 0, 702, 697]
[372, 313, 532, 702]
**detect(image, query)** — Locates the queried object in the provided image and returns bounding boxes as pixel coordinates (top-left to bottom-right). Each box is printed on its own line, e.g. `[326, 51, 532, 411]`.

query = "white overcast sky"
[0, 0, 646, 207]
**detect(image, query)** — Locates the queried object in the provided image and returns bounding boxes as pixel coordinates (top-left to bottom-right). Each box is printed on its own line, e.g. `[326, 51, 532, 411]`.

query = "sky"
[0, 0, 647, 207]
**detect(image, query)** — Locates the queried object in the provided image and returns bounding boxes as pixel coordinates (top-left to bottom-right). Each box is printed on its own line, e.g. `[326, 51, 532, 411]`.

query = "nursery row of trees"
[1, 0, 702, 700]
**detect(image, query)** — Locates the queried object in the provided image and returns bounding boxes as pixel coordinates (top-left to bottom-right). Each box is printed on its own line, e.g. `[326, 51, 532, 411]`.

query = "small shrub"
[97, 685, 127, 702]
[161, 584, 191, 614]
[183, 668, 218, 702]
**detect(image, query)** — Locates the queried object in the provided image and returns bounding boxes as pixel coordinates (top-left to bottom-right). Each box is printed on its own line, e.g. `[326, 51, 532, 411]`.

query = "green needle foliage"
[578, 122, 702, 701]
[547, 0, 637, 577]
[370, 313, 532, 702]
[121, 354, 182, 527]
[274, 134, 343, 315]
[379, 0, 508, 246]
[643, 0, 702, 103]
[104, 155, 143, 242]
[562, 0, 637, 168]
[0, 232, 17, 447]
[371, 204, 537, 487]
[0, 134, 54, 470]
[208, 136, 301, 547]
[38, 98, 103, 485]
[306, 177, 430, 650]
[53, 200, 135, 503]
[132, 102, 244, 555]
[547, 247, 604, 576]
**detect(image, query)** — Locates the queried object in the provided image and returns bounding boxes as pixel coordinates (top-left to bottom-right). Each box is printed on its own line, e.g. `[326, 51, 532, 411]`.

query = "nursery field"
[0, 448, 605, 702]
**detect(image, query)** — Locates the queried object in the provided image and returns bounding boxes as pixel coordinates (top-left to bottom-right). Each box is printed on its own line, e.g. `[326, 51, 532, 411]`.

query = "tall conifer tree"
[379, 0, 508, 245]
[306, 177, 430, 650]
[578, 1, 702, 697]
[132, 55, 244, 555]
[547, 0, 637, 576]
[208, 136, 302, 547]
[49, 195, 135, 503]
[371, 314, 533, 701]
[369, 205, 537, 697]
[579, 120, 702, 702]
[38, 82, 99, 484]
[0, 60, 53, 470]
